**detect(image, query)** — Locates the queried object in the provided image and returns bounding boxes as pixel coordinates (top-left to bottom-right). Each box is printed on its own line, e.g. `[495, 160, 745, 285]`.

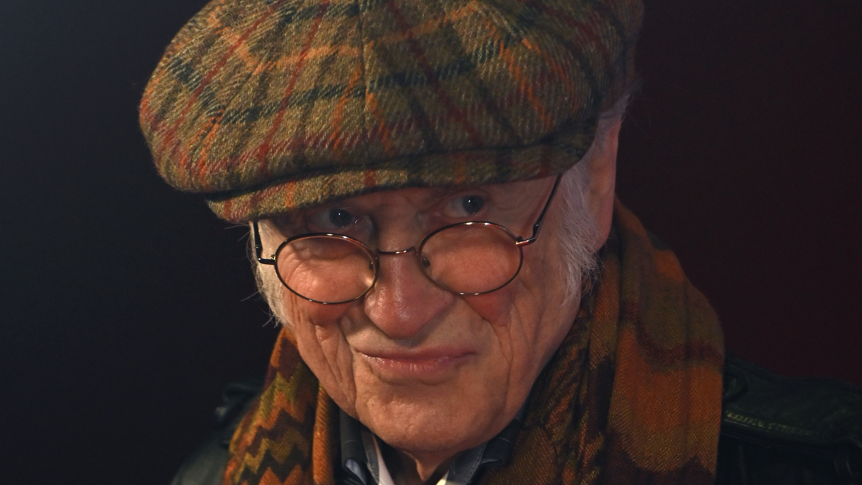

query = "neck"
[379, 439, 459, 485]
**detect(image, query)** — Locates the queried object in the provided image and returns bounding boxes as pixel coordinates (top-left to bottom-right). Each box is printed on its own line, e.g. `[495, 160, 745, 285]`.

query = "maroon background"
[1, 0, 860, 483]
[618, 0, 862, 383]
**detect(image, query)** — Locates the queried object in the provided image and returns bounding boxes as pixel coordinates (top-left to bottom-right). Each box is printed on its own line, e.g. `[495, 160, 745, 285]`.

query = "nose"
[363, 249, 453, 340]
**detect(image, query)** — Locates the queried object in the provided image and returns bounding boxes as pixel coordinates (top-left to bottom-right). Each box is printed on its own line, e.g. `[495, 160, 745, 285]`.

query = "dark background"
[1, 0, 860, 483]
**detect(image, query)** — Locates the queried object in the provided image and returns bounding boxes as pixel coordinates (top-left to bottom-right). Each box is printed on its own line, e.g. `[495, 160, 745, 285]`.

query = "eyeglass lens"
[274, 224, 522, 304]
[276, 236, 376, 304]
[419, 223, 521, 294]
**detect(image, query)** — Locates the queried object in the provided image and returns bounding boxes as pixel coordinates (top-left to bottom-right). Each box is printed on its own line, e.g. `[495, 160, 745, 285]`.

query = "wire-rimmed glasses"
[253, 175, 562, 304]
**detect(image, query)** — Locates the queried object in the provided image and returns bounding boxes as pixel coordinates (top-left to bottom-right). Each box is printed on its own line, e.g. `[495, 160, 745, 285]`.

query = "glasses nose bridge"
[368, 244, 438, 298]
[377, 246, 416, 256]
[373, 245, 427, 280]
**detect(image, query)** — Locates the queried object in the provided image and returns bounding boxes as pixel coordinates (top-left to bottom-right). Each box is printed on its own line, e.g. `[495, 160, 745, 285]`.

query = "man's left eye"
[328, 209, 357, 228]
[308, 208, 360, 231]
[444, 195, 486, 218]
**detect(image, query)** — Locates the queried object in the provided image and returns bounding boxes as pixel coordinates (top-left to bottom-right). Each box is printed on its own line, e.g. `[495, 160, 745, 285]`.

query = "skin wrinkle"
[289, 299, 357, 407]
[316, 320, 357, 404]
[250, 112, 623, 484]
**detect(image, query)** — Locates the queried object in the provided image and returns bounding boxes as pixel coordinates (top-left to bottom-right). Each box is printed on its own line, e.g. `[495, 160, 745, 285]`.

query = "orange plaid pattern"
[139, 0, 642, 222]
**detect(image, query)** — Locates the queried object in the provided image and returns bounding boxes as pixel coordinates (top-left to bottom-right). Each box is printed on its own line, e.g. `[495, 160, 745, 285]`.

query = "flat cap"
[140, 0, 642, 222]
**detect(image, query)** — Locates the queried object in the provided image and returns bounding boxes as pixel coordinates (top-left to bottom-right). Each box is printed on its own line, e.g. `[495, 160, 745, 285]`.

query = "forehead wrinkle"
[338, 186, 450, 222]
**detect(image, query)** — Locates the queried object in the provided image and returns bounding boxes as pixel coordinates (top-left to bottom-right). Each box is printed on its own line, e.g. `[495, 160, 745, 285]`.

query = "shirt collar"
[340, 407, 524, 485]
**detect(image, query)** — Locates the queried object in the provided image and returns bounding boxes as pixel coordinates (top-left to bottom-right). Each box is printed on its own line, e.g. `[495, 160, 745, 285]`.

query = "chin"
[354, 381, 508, 455]
[369, 404, 494, 455]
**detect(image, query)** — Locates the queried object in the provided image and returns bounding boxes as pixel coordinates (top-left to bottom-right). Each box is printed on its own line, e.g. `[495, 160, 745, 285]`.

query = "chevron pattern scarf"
[223, 201, 725, 485]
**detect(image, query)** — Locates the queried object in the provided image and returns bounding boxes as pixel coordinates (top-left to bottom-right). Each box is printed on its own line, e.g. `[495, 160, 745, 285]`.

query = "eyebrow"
[273, 183, 518, 224]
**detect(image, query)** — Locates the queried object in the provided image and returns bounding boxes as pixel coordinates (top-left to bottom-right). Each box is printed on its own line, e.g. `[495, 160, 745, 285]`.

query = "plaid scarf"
[223, 201, 724, 485]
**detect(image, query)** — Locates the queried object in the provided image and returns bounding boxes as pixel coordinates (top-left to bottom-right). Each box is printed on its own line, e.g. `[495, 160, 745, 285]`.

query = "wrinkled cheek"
[282, 292, 352, 330]
[461, 289, 521, 367]
[462, 283, 548, 377]
[283, 296, 354, 362]
[461, 286, 516, 326]
[282, 293, 359, 410]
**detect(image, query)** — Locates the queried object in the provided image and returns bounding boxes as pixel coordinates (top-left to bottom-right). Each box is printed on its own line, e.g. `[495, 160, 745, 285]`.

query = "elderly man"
[141, 0, 862, 484]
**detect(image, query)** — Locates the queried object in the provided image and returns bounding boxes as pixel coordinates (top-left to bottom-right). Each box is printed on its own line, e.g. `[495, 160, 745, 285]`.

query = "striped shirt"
[339, 409, 523, 485]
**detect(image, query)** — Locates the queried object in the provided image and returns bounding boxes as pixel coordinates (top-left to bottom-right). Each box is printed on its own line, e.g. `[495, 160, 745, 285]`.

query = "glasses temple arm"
[517, 174, 563, 246]
[252, 221, 277, 265]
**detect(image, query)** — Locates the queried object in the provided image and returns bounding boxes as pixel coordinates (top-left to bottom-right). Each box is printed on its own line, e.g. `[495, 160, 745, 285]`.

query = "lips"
[356, 348, 474, 384]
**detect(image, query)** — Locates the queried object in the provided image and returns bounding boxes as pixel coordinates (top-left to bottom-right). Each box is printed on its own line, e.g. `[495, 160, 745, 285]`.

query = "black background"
[2, 0, 860, 483]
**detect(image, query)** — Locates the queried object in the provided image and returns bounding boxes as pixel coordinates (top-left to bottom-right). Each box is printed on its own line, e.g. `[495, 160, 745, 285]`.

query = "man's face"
[257, 176, 584, 458]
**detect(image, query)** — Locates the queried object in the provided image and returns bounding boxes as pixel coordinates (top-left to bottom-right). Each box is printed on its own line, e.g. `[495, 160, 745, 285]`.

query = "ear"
[584, 116, 623, 251]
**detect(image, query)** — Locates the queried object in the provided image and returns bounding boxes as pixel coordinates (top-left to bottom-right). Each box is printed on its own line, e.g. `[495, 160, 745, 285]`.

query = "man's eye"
[309, 208, 360, 230]
[444, 195, 486, 218]
[329, 209, 357, 228]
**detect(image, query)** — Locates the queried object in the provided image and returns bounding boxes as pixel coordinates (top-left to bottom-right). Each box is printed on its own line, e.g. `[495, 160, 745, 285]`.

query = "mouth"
[356, 348, 474, 384]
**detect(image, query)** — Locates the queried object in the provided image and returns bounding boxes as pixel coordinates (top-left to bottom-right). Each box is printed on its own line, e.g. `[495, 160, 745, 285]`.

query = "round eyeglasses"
[253, 175, 562, 305]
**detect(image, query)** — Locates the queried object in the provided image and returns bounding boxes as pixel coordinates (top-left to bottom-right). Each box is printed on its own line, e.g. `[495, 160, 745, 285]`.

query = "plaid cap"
[140, 0, 643, 223]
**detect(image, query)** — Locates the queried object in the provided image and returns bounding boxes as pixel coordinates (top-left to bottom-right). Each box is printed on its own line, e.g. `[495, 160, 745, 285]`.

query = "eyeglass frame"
[252, 174, 563, 305]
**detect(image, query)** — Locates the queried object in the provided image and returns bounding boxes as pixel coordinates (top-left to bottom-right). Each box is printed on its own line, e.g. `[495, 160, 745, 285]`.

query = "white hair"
[552, 93, 633, 303]
[252, 239, 289, 325]
[555, 159, 600, 304]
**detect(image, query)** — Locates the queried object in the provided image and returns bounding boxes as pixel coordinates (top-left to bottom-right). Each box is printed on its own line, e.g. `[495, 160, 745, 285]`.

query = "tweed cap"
[140, 0, 643, 223]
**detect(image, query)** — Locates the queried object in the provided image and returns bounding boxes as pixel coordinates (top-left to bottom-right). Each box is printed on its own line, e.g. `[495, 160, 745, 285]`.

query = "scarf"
[222, 200, 725, 485]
